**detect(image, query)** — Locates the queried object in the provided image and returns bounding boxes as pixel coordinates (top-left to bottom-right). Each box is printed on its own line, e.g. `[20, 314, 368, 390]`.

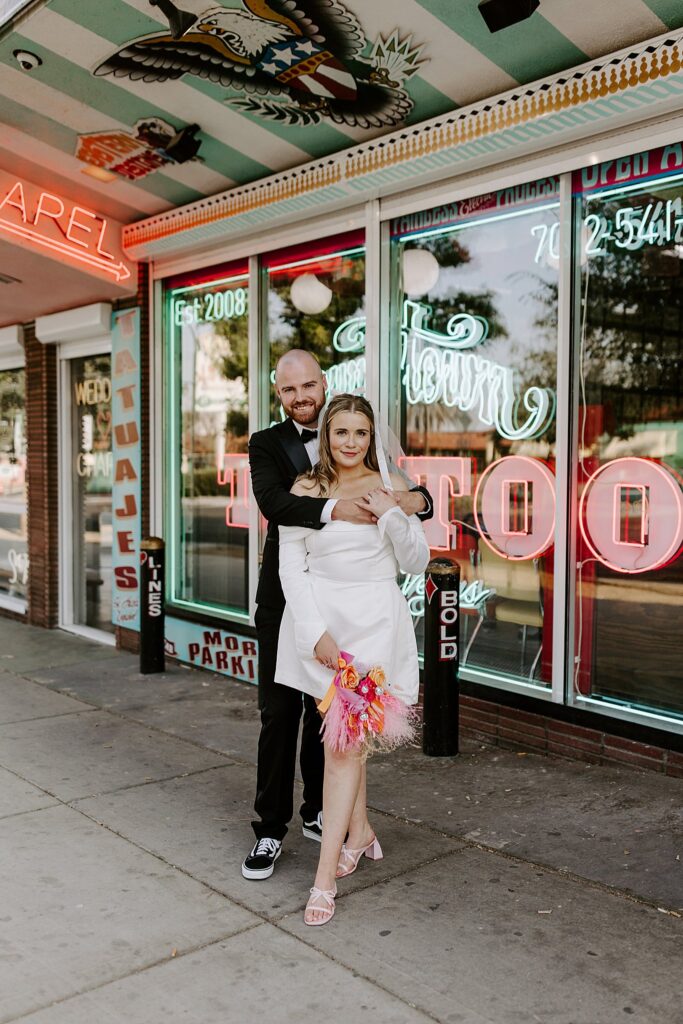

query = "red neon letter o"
[474, 456, 556, 561]
[579, 457, 683, 573]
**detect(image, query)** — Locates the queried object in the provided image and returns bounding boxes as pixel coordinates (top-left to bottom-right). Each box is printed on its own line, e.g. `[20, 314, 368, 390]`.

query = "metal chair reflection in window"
[477, 544, 544, 680]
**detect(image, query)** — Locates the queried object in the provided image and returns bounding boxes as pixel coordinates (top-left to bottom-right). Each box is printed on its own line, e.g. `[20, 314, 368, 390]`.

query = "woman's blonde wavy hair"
[303, 393, 379, 497]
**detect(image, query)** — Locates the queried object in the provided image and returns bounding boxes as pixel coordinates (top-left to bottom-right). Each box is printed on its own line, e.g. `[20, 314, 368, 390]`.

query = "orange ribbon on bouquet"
[318, 652, 359, 714]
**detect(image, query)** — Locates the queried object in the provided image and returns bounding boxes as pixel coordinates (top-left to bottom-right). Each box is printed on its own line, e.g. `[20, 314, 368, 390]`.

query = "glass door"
[69, 354, 114, 634]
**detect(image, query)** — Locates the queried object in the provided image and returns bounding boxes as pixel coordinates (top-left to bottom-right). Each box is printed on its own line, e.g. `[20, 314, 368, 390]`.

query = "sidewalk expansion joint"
[0, 758, 232, 807]
[0, 801, 59, 823]
[366, 802, 683, 917]
[0, 708, 98, 726]
[3, 921, 266, 1024]
[66, 761, 236, 802]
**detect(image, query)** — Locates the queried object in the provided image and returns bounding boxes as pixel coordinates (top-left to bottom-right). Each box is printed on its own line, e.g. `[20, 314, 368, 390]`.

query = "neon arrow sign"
[0, 177, 133, 285]
[0, 213, 131, 282]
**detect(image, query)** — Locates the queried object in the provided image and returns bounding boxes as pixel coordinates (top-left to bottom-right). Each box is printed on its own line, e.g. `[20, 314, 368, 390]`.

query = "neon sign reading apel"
[0, 173, 133, 285]
[332, 300, 555, 441]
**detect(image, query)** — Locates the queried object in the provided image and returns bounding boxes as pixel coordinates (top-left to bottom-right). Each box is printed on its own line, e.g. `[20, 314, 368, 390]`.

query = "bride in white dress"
[275, 394, 430, 925]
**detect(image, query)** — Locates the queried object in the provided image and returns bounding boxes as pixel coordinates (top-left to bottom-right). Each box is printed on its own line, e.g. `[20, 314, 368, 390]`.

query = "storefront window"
[263, 232, 366, 422]
[573, 147, 683, 720]
[165, 263, 250, 616]
[0, 369, 27, 605]
[71, 355, 113, 632]
[390, 180, 560, 686]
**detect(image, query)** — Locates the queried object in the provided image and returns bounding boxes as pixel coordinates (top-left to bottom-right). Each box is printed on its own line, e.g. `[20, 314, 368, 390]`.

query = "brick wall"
[460, 694, 683, 777]
[24, 322, 59, 628]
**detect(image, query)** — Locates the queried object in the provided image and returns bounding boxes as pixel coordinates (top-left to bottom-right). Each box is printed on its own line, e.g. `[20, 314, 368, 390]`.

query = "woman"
[274, 394, 430, 926]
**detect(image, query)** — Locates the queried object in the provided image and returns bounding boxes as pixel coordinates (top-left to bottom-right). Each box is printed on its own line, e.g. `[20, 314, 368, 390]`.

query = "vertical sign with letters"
[111, 308, 141, 630]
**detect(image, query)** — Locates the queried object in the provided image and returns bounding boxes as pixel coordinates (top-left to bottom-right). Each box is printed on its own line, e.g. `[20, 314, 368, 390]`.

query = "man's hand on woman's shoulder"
[395, 489, 427, 516]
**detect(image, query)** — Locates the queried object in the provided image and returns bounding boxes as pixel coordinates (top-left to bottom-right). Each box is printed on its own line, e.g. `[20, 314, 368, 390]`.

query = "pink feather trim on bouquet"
[318, 651, 417, 755]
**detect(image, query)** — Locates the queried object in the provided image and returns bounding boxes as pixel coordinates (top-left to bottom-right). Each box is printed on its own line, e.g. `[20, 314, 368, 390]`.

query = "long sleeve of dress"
[376, 507, 431, 575]
[278, 525, 327, 659]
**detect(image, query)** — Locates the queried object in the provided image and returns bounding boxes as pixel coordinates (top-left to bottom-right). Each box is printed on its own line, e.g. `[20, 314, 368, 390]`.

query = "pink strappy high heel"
[336, 836, 383, 878]
[304, 885, 337, 926]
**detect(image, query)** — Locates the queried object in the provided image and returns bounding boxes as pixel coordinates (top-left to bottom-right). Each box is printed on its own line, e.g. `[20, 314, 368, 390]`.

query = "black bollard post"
[140, 538, 165, 674]
[422, 557, 460, 756]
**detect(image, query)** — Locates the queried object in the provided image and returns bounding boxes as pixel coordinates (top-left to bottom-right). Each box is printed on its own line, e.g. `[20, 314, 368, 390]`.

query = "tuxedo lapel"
[275, 418, 311, 478]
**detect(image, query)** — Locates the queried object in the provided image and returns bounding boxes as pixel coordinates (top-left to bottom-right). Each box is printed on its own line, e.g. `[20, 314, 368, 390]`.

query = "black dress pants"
[252, 605, 325, 841]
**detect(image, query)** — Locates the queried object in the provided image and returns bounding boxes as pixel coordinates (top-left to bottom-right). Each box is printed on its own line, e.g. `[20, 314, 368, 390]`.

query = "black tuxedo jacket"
[249, 417, 433, 612]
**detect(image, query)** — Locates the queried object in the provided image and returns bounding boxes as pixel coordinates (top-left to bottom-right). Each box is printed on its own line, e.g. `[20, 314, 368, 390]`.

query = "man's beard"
[290, 397, 324, 426]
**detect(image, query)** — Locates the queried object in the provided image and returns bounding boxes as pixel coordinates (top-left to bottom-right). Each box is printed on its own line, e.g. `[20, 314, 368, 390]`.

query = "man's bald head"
[275, 348, 322, 384]
[275, 348, 326, 426]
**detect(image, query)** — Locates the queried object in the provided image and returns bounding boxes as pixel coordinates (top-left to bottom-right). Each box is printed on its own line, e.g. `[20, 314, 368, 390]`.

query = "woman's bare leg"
[306, 743, 362, 924]
[345, 761, 375, 850]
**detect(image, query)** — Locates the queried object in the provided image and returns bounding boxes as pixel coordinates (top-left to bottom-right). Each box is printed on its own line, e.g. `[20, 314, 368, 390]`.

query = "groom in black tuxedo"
[242, 349, 432, 879]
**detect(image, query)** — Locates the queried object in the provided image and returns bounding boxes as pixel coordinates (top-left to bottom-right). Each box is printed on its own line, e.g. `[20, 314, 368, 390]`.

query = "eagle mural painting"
[94, 0, 426, 129]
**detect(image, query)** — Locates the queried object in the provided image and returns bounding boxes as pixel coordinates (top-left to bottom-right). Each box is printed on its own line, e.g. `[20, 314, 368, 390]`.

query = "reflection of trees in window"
[528, 192, 683, 454]
[267, 254, 366, 421]
[181, 292, 250, 500]
[403, 236, 504, 332]
[399, 235, 506, 456]
[0, 371, 25, 460]
[579, 198, 683, 446]
[507, 268, 558, 451]
[216, 311, 250, 444]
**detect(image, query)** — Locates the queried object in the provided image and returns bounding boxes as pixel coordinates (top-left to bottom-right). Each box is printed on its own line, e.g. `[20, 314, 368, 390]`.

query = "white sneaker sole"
[302, 825, 322, 842]
[241, 846, 282, 879]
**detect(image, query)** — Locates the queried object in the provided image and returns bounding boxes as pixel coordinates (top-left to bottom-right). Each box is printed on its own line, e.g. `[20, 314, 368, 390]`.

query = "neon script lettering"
[401, 302, 554, 440]
[331, 301, 556, 441]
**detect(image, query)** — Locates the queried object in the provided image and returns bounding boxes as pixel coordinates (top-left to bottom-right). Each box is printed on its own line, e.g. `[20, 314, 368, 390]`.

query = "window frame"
[0, 356, 28, 616]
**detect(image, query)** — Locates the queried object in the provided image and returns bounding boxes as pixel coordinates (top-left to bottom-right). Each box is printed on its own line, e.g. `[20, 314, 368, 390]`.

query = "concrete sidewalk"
[1, 621, 681, 1024]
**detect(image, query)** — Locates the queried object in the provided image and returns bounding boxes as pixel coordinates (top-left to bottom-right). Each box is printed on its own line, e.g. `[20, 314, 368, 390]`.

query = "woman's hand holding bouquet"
[315, 631, 340, 669]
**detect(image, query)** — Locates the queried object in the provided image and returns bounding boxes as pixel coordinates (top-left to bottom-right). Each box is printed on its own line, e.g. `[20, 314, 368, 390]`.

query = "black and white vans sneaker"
[302, 811, 323, 842]
[241, 837, 282, 879]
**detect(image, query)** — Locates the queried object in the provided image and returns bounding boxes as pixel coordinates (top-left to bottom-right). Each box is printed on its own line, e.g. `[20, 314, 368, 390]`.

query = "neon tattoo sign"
[331, 301, 556, 441]
[579, 457, 683, 574]
[474, 456, 556, 561]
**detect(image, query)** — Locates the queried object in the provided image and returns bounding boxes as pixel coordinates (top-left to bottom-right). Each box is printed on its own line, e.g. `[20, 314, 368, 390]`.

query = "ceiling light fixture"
[290, 273, 333, 315]
[402, 249, 440, 297]
[478, 0, 540, 33]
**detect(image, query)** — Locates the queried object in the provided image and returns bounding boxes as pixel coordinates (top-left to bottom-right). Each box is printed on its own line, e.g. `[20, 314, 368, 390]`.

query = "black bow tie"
[300, 428, 318, 443]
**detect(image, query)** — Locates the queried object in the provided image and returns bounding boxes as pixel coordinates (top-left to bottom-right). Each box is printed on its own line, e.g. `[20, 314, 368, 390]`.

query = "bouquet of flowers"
[318, 651, 417, 755]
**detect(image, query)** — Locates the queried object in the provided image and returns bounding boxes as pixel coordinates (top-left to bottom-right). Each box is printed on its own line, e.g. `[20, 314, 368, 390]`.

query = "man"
[242, 349, 432, 879]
